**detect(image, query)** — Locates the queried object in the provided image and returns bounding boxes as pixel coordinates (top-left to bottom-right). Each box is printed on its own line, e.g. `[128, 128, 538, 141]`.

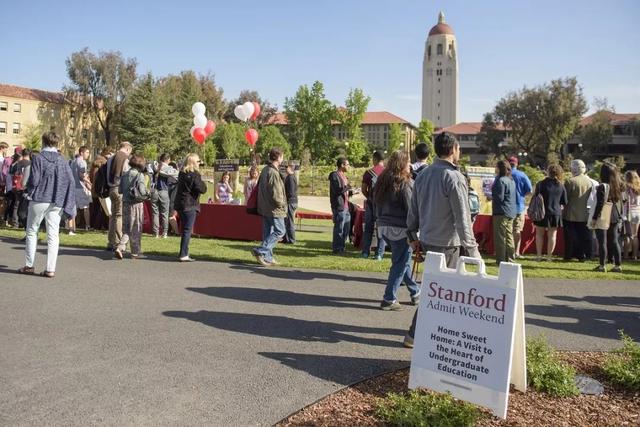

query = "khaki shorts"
[513, 213, 525, 233]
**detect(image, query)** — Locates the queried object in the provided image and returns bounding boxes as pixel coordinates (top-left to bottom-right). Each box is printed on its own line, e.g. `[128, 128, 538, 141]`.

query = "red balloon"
[204, 120, 216, 136]
[193, 127, 206, 144]
[245, 128, 259, 146]
[250, 102, 261, 120]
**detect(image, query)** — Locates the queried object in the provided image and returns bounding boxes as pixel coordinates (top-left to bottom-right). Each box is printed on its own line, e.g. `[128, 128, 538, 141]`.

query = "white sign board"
[408, 253, 526, 419]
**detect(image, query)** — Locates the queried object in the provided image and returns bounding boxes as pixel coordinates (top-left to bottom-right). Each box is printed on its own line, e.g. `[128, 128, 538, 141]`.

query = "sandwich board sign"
[408, 253, 526, 419]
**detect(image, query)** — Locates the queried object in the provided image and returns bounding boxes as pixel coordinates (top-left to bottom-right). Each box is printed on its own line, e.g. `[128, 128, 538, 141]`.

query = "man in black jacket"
[328, 157, 355, 254]
[283, 162, 298, 244]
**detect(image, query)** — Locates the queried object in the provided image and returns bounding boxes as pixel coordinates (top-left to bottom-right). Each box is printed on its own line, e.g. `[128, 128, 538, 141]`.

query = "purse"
[589, 184, 611, 230]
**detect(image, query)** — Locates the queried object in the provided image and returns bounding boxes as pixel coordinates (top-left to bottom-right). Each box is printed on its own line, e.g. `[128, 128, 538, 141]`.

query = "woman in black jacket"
[374, 151, 420, 311]
[174, 153, 207, 262]
[591, 163, 624, 272]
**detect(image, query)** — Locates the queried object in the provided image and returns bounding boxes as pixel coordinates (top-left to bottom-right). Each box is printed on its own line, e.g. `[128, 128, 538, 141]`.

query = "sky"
[1, 0, 639, 125]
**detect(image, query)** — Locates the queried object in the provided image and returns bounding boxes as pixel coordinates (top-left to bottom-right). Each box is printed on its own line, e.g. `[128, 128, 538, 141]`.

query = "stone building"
[0, 83, 102, 156]
[422, 11, 458, 128]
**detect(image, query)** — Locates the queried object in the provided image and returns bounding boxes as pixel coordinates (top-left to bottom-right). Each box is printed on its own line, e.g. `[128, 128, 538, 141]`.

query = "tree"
[203, 139, 217, 166]
[256, 125, 290, 160]
[476, 113, 504, 155]
[580, 110, 613, 158]
[492, 77, 587, 165]
[65, 48, 137, 147]
[416, 119, 435, 161]
[388, 123, 404, 153]
[156, 71, 225, 157]
[212, 122, 245, 159]
[118, 73, 175, 157]
[224, 90, 277, 127]
[338, 88, 370, 138]
[283, 81, 336, 164]
[21, 123, 43, 151]
[336, 88, 370, 165]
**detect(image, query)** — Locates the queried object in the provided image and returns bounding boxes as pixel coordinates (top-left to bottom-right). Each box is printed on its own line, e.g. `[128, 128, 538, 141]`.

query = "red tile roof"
[580, 112, 640, 126]
[0, 83, 65, 104]
[267, 111, 415, 127]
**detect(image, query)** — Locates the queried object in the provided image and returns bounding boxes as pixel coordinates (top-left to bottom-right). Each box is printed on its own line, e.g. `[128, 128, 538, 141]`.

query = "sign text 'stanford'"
[427, 282, 506, 312]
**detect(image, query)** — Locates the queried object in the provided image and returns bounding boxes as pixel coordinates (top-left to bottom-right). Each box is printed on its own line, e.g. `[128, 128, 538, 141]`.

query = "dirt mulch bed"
[276, 352, 639, 426]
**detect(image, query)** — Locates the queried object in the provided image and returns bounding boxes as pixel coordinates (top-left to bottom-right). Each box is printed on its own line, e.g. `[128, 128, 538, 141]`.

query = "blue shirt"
[511, 166, 532, 214]
[492, 176, 517, 218]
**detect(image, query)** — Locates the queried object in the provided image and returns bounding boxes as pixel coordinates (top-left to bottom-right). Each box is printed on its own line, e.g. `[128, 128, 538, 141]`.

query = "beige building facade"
[422, 12, 458, 128]
[0, 83, 103, 157]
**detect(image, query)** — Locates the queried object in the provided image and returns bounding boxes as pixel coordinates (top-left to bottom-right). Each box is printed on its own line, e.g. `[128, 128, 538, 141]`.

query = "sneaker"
[403, 334, 414, 348]
[380, 300, 403, 311]
[374, 255, 383, 261]
[179, 256, 196, 262]
[270, 259, 280, 266]
[114, 249, 123, 260]
[593, 265, 606, 272]
[130, 254, 139, 260]
[360, 253, 369, 259]
[252, 248, 271, 266]
[411, 294, 421, 306]
[162, 234, 168, 239]
[68, 231, 76, 236]
[154, 234, 160, 239]
[611, 265, 622, 273]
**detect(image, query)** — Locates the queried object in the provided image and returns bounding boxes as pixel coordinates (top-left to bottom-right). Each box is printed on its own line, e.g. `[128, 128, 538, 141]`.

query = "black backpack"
[94, 163, 110, 198]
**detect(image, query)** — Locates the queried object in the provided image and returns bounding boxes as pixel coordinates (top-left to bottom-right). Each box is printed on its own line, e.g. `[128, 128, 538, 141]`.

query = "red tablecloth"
[143, 202, 262, 241]
[474, 214, 565, 255]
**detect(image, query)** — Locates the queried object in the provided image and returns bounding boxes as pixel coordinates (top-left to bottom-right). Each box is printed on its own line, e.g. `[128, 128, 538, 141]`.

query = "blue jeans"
[361, 202, 386, 258]
[179, 210, 197, 258]
[255, 216, 285, 262]
[332, 209, 350, 253]
[383, 237, 420, 303]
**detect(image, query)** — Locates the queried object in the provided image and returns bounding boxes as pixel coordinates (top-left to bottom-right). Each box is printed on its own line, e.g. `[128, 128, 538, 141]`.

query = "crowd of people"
[2, 130, 639, 346]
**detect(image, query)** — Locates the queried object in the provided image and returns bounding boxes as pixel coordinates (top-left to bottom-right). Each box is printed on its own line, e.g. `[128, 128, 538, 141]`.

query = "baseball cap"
[508, 156, 518, 166]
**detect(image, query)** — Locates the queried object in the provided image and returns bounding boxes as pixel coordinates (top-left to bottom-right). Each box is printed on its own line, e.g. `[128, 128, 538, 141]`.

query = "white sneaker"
[68, 231, 76, 236]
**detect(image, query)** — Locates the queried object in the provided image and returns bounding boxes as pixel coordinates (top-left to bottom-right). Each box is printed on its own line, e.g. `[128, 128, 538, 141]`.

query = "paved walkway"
[0, 240, 638, 426]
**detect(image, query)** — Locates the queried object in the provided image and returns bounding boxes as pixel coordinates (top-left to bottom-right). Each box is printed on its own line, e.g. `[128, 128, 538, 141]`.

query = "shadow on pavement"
[229, 264, 387, 285]
[547, 295, 640, 309]
[525, 304, 640, 340]
[163, 310, 405, 347]
[259, 352, 408, 385]
[186, 287, 380, 310]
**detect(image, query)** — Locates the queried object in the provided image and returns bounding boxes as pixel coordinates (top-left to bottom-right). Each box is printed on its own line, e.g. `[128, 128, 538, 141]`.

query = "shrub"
[518, 165, 545, 188]
[603, 331, 640, 391]
[526, 336, 579, 397]
[375, 390, 484, 427]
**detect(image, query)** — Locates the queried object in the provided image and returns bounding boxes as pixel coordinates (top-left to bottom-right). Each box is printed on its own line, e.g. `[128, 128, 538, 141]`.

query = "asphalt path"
[0, 239, 638, 426]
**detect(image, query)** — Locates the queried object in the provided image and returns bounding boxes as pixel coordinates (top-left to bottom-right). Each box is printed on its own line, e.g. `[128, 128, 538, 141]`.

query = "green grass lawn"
[1, 226, 638, 280]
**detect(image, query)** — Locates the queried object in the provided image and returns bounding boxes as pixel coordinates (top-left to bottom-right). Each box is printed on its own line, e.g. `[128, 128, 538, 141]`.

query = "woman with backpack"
[533, 164, 567, 261]
[175, 153, 207, 262]
[114, 154, 149, 260]
[590, 163, 624, 272]
[374, 151, 420, 311]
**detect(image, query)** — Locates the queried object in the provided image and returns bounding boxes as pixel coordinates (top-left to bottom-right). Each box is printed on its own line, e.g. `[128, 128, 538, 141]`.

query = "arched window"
[437, 44, 443, 55]
[427, 45, 431, 58]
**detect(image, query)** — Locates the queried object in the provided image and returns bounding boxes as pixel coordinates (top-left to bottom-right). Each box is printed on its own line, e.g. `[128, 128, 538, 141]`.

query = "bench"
[295, 211, 333, 230]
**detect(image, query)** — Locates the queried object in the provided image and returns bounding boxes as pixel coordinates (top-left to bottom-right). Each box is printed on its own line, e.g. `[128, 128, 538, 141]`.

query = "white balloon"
[192, 102, 206, 116]
[234, 105, 247, 121]
[190, 126, 197, 137]
[242, 102, 255, 121]
[194, 114, 207, 128]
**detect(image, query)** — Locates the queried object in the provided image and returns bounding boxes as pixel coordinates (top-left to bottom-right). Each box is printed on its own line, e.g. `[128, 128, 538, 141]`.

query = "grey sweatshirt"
[407, 158, 478, 252]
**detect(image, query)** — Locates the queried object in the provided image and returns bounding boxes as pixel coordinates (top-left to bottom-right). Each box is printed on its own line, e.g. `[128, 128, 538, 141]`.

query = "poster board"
[214, 159, 240, 172]
[408, 253, 526, 419]
[466, 166, 495, 214]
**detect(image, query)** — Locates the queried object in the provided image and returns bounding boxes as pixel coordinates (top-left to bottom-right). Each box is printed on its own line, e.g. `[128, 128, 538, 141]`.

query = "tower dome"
[428, 11, 454, 36]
